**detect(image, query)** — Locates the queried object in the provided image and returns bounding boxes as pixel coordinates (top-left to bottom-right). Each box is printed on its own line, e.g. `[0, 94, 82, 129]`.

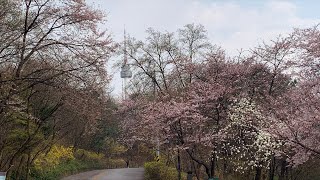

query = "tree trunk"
[222, 158, 228, 179]
[186, 148, 211, 179]
[210, 153, 215, 178]
[15, 155, 25, 180]
[26, 152, 31, 180]
[192, 161, 201, 180]
[279, 159, 287, 180]
[177, 149, 182, 180]
[255, 166, 262, 180]
[187, 158, 193, 180]
[269, 155, 275, 180]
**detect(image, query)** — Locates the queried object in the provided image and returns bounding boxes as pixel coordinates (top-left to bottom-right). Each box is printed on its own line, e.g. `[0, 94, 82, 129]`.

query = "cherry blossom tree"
[0, 0, 114, 178]
[120, 54, 287, 179]
[266, 26, 320, 168]
[119, 25, 320, 180]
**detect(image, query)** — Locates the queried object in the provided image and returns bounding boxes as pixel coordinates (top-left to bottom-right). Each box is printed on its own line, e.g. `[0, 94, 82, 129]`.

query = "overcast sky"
[87, 0, 320, 97]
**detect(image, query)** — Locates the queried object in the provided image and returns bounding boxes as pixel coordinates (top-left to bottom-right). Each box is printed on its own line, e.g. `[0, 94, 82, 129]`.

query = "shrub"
[144, 161, 186, 180]
[144, 161, 162, 180]
[159, 165, 179, 180]
[31, 145, 107, 179]
[105, 158, 127, 169]
[75, 149, 104, 162]
[31, 159, 89, 180]
[33, 145, 75, 171]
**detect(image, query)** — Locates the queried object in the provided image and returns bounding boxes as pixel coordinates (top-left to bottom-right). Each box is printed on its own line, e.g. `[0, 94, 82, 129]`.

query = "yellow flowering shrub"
[34, 145, 75, 171]
[75, 149, 104, 162]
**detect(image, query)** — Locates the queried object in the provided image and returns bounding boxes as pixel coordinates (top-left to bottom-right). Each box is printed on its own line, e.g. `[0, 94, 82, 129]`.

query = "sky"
[86, 0, 320, 97]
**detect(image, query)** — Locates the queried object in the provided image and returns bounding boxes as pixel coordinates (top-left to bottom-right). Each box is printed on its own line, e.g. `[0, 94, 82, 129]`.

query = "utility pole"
[153, 68, 160, 161]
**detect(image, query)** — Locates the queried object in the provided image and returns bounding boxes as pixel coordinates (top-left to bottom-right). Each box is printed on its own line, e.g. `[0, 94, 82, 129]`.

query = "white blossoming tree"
[219, 98, 282, 176]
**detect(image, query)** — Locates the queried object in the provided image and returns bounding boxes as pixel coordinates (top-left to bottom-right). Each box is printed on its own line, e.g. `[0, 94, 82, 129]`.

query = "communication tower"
[120, 29, 132, 100]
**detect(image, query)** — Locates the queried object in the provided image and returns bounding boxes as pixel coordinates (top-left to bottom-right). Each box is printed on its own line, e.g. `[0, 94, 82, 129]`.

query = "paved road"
[61, 168, 144, 180]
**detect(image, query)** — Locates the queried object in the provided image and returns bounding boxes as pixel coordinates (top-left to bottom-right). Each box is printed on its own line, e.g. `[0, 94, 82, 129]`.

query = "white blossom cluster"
[254, 131, 281, 158]
[219, 98, 280, 172]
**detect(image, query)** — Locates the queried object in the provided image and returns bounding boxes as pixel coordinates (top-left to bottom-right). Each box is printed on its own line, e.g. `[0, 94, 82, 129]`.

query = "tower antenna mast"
[120, 26, 132, 100]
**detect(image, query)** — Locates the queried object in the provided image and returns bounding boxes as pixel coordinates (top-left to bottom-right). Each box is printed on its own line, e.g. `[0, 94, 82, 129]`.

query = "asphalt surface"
[61, 168, 144, 180]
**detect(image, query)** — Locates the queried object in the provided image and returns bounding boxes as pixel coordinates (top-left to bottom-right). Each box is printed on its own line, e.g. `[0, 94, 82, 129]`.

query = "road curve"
[61, 168, 144, 180]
